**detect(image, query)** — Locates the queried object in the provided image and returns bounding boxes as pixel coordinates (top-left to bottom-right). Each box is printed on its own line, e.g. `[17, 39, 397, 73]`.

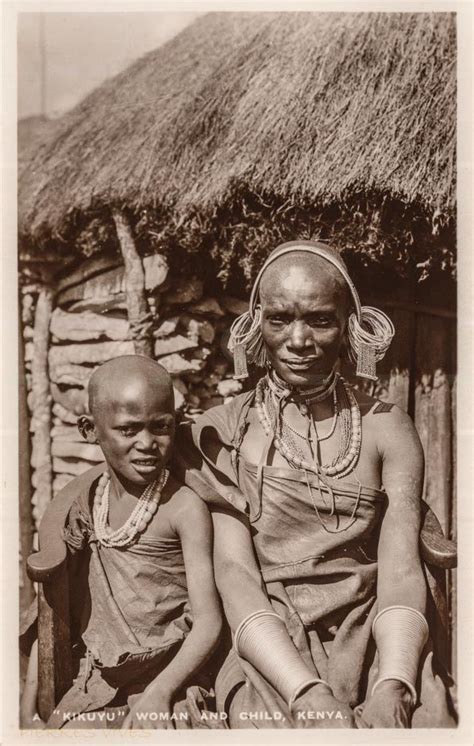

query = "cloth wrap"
[173, 392, 457, 729]
[33, 464, 221, 730]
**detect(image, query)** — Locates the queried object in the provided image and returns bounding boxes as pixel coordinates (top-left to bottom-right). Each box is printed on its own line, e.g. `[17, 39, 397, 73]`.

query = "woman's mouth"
[283, 358, 318, 371]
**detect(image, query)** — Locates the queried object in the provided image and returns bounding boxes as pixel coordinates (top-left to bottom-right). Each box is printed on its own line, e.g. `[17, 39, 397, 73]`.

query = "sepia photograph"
[2, 3, 472, 742]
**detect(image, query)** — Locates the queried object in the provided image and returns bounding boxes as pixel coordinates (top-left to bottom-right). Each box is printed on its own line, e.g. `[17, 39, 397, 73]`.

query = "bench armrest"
[420, 501, 457, 570]
[27, 490, 77, 582]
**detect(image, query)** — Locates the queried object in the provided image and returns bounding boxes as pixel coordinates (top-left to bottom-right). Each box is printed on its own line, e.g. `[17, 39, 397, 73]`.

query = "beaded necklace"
[255, 374, 361, 479]
[280, 387, 338, 442]
[267, 369, 338, 415]
[93, 468, 169, 548]
[254, 373, 363, 533]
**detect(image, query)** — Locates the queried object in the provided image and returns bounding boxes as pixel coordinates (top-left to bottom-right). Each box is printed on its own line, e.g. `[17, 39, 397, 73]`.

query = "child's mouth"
[132, 458, 160, 473]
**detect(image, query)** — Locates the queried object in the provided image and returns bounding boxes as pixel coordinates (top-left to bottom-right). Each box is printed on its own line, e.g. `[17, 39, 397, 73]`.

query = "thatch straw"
[18, 115, 52, 168]
[19, 13, 275, 237]
[18, 12, 456, 284]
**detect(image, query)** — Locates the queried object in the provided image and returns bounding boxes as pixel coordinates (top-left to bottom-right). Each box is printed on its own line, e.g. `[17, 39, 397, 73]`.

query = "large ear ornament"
[232, 343, 249, 380]
[356, 341, 377, 381]
[228, 308, 263, 380]
[347, 307, 395, 381]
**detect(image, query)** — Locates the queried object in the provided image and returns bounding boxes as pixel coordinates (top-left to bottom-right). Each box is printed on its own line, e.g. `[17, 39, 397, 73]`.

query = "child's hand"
[122, 687, 174, 729]
[355, 680, 414, 728]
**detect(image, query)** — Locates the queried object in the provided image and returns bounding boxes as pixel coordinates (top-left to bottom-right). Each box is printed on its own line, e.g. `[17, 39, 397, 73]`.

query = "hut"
[18, 11, 457, 664]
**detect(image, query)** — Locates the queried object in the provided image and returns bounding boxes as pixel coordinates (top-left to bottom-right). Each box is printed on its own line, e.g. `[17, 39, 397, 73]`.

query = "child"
[21, 355, 222, 729]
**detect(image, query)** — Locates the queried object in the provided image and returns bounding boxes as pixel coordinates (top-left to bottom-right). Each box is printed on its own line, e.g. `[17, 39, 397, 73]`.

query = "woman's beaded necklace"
[267, 369, 339, 415]
[280, 387, 339, 443]
[93, 468, 169, 548]
[255, 373, 362, 478]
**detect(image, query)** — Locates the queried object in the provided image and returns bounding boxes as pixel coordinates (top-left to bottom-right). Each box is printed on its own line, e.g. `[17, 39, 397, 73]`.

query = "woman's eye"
[153, 425, 172, 435]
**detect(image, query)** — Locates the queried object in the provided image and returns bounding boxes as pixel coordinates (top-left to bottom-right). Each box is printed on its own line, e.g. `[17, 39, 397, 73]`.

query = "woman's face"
[260, 260, 349, 388]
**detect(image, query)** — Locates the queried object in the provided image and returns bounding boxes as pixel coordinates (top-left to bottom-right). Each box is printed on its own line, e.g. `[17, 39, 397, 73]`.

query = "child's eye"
[119, 427, 138, 437]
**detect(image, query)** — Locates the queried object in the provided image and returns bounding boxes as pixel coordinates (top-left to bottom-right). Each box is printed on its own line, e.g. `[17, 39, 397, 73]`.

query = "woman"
[175, 240, 456, 729]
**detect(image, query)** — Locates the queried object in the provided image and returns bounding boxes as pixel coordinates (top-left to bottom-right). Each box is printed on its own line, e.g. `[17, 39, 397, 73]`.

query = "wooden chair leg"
[37, 561, 73, 722]
[424, 563, 450, 674]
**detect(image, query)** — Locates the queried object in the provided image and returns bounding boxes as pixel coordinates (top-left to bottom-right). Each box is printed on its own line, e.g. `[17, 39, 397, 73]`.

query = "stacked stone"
[32, 254, 247, 498]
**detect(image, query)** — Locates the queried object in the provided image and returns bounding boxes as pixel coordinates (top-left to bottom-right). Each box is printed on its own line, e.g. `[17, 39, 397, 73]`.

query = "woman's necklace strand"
[255, 376, 361, 478]
[268, 369, 338, 414]
[93, 468, 169, 548]
[279, 388, 339, 442]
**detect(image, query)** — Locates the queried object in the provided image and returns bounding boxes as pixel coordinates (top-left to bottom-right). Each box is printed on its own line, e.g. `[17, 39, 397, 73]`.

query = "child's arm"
[123, 489, 222, 728]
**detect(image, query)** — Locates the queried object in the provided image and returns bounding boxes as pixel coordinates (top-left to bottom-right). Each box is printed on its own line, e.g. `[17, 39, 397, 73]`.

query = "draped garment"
[173, 392, 457, 729]
[44, 464, 218, 729]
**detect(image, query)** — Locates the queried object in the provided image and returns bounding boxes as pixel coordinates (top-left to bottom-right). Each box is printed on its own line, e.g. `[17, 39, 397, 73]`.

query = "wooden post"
[450, 377, 457, 679]
[387, 306, 416, 413]
[30, 287, 54, 526]
[428, 369, 452, 537]
[414, 375, 431, 503]
[414, 314, 452, 531]
[111, 208, 153, 357]
[37, 564, 73, 722]
[414, 311, 455, 676]
[19, 300, 34, 610]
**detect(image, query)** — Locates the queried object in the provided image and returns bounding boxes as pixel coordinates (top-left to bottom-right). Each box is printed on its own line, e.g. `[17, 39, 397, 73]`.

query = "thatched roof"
[18, 12, 456, 286]
[18, 115, 51, 167]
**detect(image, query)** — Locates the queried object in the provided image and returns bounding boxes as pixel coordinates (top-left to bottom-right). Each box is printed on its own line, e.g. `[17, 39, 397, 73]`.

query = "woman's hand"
[122, 686, 174, 730]
[291, 683, 355, 729]
[355, 680, 414, 728]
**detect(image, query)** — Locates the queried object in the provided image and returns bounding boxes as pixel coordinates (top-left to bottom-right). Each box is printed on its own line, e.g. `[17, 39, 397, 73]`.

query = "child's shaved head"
[79, 356, 175, 493]
[88, 355, 174, 416]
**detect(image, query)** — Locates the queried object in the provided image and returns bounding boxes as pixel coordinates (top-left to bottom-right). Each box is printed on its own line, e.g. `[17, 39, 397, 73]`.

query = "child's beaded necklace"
[93, 468, 169, 548]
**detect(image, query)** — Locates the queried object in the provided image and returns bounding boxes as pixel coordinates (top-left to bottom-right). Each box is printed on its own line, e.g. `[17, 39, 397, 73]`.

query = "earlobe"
[77, 416, 97, 444]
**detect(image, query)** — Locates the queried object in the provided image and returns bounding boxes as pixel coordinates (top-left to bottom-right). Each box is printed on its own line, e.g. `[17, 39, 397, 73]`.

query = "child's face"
[92, 379, 175, 491]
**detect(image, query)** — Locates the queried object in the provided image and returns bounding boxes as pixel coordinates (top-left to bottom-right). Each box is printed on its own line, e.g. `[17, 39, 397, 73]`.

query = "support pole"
[111, 208, 153, 357]
[37, 565, 72, 722]
[19, 297, 34, 609]
[30, 287, 54, 526]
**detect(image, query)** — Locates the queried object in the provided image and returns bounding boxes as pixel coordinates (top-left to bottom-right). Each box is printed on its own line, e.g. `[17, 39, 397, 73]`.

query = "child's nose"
[136, 431, 157, 451]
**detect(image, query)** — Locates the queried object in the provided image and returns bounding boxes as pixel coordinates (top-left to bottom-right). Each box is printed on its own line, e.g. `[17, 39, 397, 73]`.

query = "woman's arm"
[358, 406, 427, 728]
[212, 507, 274, 626]
[212, 507, 354, 728]
[377, 406, 426, 612]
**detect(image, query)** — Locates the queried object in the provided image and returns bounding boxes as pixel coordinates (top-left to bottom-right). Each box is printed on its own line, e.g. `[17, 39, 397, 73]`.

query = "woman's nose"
[287, 321, 312, 350]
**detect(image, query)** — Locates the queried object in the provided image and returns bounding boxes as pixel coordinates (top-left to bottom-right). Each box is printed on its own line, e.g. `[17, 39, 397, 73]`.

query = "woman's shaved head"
[259, 251, 352, 314]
